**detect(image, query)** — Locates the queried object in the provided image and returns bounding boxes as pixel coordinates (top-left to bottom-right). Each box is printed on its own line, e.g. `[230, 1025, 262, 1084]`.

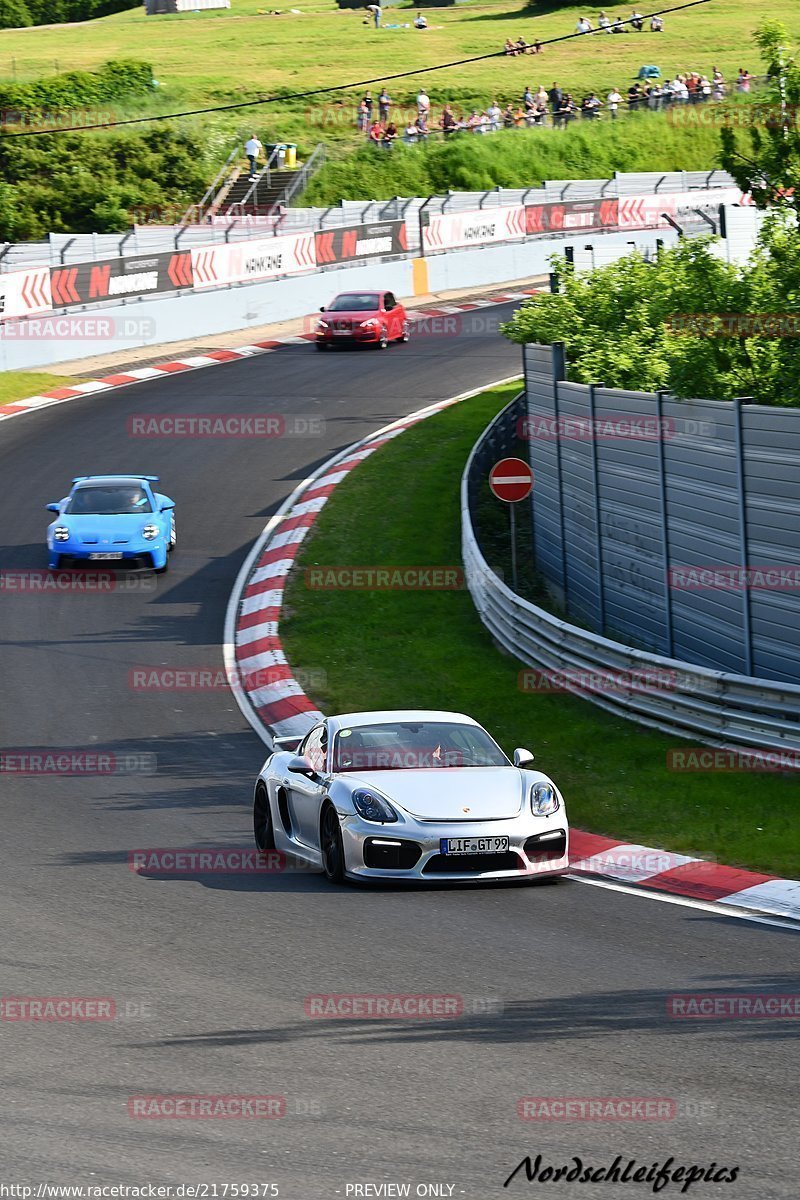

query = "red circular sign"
[489, 457, 534, 503]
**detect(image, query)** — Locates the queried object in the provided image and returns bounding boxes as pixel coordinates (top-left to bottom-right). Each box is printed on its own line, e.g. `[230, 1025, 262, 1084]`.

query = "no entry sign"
[489, 457, 534, 503]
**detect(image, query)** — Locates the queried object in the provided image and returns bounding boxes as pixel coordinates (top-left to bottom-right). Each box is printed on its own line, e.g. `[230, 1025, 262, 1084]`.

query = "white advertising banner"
[422, 206, 527, 252]
[191, 231, 316, 288]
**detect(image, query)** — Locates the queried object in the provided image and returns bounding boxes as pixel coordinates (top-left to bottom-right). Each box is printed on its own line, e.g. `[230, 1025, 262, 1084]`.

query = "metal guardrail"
[0, 169, 738, 272]
[461, 397, 800, 755]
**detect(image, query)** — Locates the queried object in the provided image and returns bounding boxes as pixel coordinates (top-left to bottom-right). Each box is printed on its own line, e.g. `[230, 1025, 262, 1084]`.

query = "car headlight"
[352, 788, 398, 823]
[359, 318, 379, 329]
[531, 782, 559, 816]
[316, 319, 329, 330]
[54, 526, 70, 541]
[142, 524, 159, 540]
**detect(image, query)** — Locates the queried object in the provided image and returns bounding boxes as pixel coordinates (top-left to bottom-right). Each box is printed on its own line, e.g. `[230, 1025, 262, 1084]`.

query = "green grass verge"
[0, 371, 80, 404]
[281, 380, 800, 879]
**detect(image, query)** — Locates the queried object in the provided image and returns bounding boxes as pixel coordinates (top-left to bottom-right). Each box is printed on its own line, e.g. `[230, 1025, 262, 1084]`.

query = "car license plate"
[332, 330, 352, 337]
[440, 836, 509, 855]
[88, 552, 123, 560]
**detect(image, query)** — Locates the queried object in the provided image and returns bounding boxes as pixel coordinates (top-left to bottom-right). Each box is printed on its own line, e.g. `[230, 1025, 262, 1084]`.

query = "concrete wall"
[1, 227, 675, 372]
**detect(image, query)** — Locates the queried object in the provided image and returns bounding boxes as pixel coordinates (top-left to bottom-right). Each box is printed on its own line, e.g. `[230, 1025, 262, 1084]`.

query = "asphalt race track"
[1, 309, 799, 1198]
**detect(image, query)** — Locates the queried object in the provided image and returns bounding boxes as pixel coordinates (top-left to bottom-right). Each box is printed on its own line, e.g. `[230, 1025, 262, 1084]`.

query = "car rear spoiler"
[70, 474, 160, 483]
[273, 735, 302, 752]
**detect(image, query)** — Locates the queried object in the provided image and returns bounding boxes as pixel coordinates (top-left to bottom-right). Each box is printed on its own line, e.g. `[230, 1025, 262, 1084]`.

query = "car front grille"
[423, 851, 524, 875]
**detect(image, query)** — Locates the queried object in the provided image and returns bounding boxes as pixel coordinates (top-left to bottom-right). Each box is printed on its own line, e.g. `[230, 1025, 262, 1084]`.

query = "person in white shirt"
[417, 89, 430, 124]
[245, 135, 263, 180]
[486, 100, 502, 131]
[607, 88, 622, 118]
[598, 10, 611, 31]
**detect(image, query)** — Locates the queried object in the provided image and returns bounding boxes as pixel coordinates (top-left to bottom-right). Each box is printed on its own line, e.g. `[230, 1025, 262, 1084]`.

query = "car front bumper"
[48, 538, 167, 567]
[339, 811, 569, 881]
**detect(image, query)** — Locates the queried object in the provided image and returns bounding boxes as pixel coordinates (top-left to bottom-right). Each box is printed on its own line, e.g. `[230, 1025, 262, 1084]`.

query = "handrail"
[273, 143, 327, 212]
[182, 144, 240, 226]
[461, 396, 800, 755]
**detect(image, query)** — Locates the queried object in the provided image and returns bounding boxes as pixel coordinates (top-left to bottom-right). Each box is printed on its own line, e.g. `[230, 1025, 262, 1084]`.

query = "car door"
[383, 292, 399, 338]
[285, 723, 329, 848]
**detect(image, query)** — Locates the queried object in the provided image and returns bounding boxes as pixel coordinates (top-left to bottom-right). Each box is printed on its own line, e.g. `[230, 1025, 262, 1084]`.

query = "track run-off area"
[1, 309, 799, 1197]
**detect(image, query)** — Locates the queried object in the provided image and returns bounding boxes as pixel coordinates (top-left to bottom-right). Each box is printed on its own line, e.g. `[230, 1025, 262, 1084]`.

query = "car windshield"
[332, 721, 510, 771]
[66, 486, 152, 515]
[326, 294, 380, 312]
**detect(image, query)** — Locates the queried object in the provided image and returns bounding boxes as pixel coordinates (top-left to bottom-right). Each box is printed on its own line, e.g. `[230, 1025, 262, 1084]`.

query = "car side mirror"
[286, 754, 315, 775]
[513, 748, 535, 767]
[320, 305, 326, 312]
[46, 503, 60, 513]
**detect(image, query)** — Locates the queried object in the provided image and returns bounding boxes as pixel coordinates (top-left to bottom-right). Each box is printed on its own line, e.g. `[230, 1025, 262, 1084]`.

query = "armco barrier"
[462, 397, 800, 753]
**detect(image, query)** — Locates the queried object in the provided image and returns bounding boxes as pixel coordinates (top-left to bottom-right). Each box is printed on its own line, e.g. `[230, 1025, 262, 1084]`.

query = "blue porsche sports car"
[46, 475, 176, 572]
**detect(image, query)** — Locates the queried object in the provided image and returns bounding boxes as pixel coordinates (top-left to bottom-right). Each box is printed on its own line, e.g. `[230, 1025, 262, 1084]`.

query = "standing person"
[417, 88, 430, 126]
[368, 118, 383, 145]
[607, 85, 622, 118]
[366, 3, 382, 28]
[403, 119, 418, 144]
[378, 87, 391, 124]
[583, 92, 603, 118]
[382, 121, 397, 149]
[547, 81, 563, 121]
[712, 67, 725, 100]
[362, 91, 374, 123]
[523, 85, 535, 121]
[736, 67, 752, 93]
[486, 98, 502, 131]
[244, 133, 263, 181]
[502, 102, 516, 129]
[357, 97, 370, 133]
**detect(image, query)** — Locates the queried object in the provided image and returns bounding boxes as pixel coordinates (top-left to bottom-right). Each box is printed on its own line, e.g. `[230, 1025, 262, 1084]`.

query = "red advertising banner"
[525, 199, 620, 235]
[315, 221, 407, 264]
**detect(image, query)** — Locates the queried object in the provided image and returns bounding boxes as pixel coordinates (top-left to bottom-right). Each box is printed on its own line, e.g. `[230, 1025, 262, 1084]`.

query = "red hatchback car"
[315, 291, 409, 350]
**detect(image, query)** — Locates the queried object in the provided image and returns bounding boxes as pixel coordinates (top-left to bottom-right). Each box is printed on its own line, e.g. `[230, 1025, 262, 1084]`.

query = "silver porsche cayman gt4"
[253, 710, 569, 884]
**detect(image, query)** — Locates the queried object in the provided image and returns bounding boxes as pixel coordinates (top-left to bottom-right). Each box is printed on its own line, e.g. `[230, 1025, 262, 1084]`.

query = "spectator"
[535, 84, 548, 107]
[366, 3, 381, 27]
[403, 120, 418, 144]
[699, 74, 712, 101]
[607, 86, 622, 118]
[504, 37, 518, 55]
[686, 72, 700, 103]
[736, 68, 752, 92]
[357, 97, 370, 133]
[712, 67, 725, 100]
[523, 85, 535, 113]
[414, 114, 429, 140]
[417, 89, 430, 124]
[502, 102, 516, 129]
[532, 101, 548, 126]
[627, 81, 643, 111]
[382, 121, 397, 149]
[486, 99, 502, 131]
[558, 93, 577, 124]
[630, 8, 643, 30]
[576, 16, 592, 33]
[646, 81, 664, 110]
[413, 12, 427, 27]
[467, 108, 487, 133]
[548, 81, 563, 118]
[368, 119, 383, 145]
[244, 133, 263, 181]
[582, 91, 603, 118]
[363, 91, 374, 122]
[515, 36, 529, 54]
[650, 14, 663, 30]
[378, 87, 391, 124]
[440, 104, 457, 135]
[611, 15, 625, 32]
[598, 10, 611, 31]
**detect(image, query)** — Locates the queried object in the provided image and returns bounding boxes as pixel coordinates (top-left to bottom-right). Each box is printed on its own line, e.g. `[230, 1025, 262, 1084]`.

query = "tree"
[0, 0, 32, 27]
[720, 21, 800, 221]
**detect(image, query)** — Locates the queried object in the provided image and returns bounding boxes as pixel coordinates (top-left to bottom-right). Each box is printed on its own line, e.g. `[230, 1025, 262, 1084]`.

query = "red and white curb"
[0, 286, 542, 426]
[224, 383, 800, 927]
